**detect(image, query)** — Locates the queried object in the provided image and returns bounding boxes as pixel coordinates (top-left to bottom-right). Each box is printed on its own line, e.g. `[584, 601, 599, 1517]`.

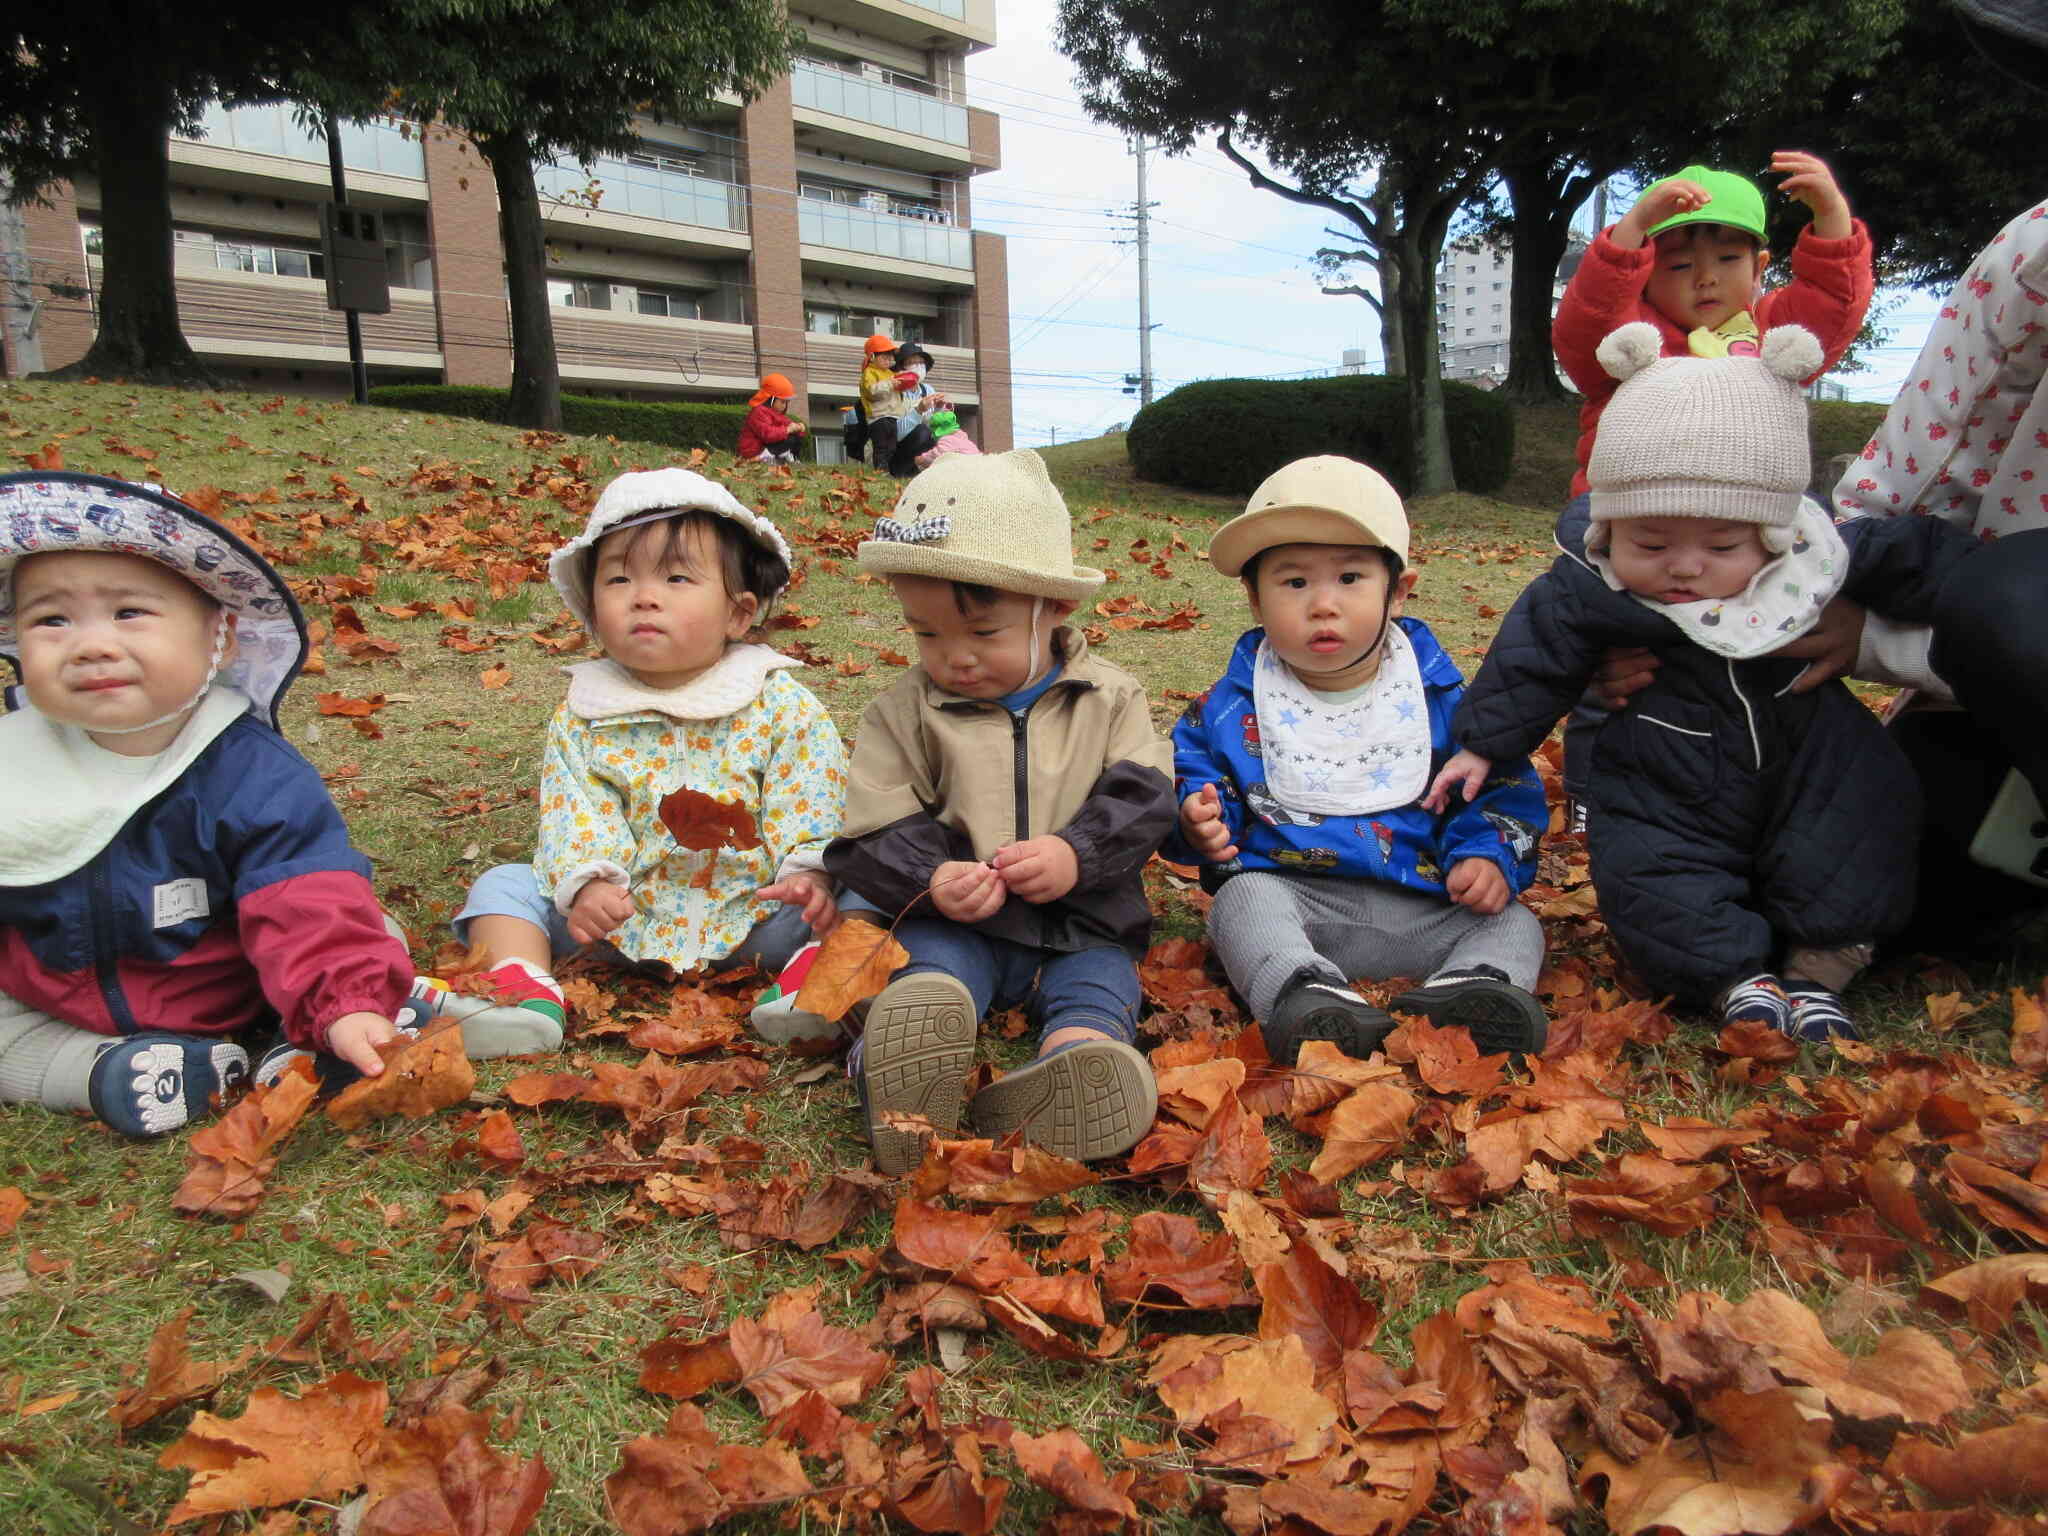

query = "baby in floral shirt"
[444, 469, 847, 1042]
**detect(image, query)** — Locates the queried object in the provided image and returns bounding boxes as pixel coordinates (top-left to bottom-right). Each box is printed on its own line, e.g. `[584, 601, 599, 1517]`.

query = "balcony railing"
[902, 0, 967, 16]
[183, 102, 425, 180]
[799, 199, 972, 269]
[791, 59, 969, 147]
[535, 156, 748, 234]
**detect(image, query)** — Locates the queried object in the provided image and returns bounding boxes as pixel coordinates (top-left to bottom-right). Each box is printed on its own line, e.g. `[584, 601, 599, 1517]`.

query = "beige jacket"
[825, 629, 1174, 956]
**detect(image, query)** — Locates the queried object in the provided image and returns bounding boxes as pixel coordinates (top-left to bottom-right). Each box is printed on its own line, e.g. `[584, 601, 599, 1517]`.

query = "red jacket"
[738, 401, 798, 459]
[1553, 221, 1875, 495]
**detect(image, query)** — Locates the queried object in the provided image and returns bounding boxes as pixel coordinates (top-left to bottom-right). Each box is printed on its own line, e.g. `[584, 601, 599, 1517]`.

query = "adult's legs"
[1930, 528, 2048, 798]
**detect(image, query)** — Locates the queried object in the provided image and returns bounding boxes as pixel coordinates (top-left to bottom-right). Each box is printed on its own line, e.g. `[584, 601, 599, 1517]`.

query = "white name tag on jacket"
[153, 878, 211, 928]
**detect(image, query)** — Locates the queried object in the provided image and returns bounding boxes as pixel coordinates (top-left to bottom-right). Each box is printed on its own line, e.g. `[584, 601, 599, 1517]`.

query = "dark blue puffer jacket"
[1450, 503, 1976, 1005]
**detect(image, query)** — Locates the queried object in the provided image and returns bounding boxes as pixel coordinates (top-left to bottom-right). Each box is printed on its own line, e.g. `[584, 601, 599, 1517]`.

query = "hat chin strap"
[86, 614, 229, 738]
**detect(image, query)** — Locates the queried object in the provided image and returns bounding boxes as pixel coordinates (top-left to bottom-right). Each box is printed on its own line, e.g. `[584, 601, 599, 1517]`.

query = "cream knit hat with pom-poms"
[1587, 321, 1823, 553]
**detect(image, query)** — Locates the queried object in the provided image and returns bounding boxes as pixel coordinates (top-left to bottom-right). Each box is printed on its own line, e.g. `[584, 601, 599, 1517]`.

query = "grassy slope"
[0, 380, 2035, 1533]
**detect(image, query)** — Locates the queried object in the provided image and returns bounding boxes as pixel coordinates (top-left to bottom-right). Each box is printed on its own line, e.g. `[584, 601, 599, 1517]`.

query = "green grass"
[0, 378, 2039, 1534]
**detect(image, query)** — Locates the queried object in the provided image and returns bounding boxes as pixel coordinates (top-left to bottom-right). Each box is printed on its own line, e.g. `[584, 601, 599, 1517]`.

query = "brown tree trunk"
[1498, 161, 1579, 405]
[1394, 223, 1453, 497]
[49, 55, 214, 384]
[484, 135, 563, 431]
[1373, 178, 1404, 377]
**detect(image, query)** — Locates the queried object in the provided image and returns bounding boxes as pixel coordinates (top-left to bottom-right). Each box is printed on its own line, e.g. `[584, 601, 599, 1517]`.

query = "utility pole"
[1135, 136, 1153, 408]
[1121, 137, 1160, 409]
[322, 111, 371, 406]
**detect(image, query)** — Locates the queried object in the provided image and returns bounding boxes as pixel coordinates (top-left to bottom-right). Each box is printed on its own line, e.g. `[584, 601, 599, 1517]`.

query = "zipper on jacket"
[1725, 659, 1762, 771]
[1010, 712, 1031, 843]
[91, 861, 140, 1035]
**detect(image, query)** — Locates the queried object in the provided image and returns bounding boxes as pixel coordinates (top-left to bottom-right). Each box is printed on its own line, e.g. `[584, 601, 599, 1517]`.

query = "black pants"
[889, 422, 936, 477]
[866, 417, 899, 471]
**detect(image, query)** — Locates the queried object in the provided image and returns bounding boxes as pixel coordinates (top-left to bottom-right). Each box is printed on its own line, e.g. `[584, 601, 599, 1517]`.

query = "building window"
[1465, 285, 1476, 295]
[174, 229, 322, 280]
[635, 289, 699, 320]
[1491, 302, 1502, 313]
[549, 278, 612, 310]
[1492, 281, 1504, 291]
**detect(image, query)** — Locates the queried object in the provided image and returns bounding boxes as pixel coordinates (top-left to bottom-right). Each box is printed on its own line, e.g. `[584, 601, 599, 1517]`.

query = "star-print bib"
[1253, 625, 1433, 817]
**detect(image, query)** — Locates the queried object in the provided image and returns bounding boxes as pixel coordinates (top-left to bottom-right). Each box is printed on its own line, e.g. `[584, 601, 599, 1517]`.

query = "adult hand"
[1613, 177, 1711, 249]
[1771, 150, 1851, 240]
[1445, 857, 1511, 915]
[567, 880, 634, 946]
[1422, 750, 1493, 813]
[326, 1011, 398, 1077]
[931, 859, 1005, 923]
[1588, 646, 1661, 710]
[1178, 783, 1239, 862]
[993, 836, 1079, 903]
[1772, 596, 1866, 694]
[757, 871, 837, 933]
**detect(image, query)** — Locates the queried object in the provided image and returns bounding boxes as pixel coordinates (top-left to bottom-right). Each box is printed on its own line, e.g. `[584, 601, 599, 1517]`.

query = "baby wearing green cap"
[1553, 150, 1873, 501]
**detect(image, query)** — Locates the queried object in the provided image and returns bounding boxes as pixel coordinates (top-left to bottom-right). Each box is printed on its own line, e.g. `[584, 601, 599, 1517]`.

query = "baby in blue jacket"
[1168, 456, 1549, 1064]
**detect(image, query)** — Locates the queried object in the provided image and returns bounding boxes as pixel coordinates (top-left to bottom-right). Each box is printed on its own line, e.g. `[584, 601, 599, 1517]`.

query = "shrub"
[366, 385, 767, 457]
[1125, 375, 1515, 497]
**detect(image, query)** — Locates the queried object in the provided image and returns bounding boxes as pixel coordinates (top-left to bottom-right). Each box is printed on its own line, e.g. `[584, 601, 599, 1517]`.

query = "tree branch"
[1215, 128, 1378, 249]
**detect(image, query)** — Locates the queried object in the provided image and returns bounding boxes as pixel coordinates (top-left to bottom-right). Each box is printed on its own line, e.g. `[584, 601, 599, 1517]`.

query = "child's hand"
[789, 419, 807, 435]
[932, 859, 1005, 922]
[326, 1010, 399, 1077]
[1446, 858, 1511, 916]
[1589, 646, 1661, 710]
[993, 836, 1079, 904]
[1422, 750, 1493, 813]
[1178, 784, 1239, 862]
[757, 871, 837, 933]
[1771, 150, 1851, 239]
[1612, 177, 1712, 249]
[567, 879, 634, 946]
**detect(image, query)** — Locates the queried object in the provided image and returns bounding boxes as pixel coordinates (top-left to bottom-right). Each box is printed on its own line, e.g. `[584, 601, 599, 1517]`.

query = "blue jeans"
[455, 863, 811, 975]
[890, 917, 1141, 1048]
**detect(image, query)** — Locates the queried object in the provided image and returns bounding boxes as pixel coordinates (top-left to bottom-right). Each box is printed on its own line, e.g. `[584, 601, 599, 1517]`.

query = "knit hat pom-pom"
[1760, 324, 1823, 382]
[1595, 322, 1666, 382]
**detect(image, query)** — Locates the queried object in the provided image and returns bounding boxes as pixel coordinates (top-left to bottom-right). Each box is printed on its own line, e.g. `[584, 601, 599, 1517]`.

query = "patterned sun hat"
[0, 472, 307, 728]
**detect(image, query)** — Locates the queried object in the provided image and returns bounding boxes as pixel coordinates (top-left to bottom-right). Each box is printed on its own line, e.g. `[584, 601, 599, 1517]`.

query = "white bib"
[1252, 627, 1433, 817]
[1592, 499, 1849, 660]
[0, 685, 247, 886]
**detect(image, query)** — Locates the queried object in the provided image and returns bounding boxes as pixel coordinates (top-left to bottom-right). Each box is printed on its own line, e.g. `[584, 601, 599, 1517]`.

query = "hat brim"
[1209, 506, 1407, 577]
[855, 540, 1102, 600]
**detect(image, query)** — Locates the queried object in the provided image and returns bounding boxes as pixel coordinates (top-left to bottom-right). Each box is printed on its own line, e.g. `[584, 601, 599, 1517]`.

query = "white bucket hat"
[0, 472, 307, 728]
[854, 449, 1102, 601]
[547, 467, 793, 633]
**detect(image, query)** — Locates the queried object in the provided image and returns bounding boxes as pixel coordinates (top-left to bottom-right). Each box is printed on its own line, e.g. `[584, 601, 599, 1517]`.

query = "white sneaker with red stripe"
[749, 941, 840, 1044]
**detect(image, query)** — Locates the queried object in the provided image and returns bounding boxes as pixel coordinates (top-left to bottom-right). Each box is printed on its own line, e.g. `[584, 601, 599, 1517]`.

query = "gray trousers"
[1208, 871, 1545, 1021]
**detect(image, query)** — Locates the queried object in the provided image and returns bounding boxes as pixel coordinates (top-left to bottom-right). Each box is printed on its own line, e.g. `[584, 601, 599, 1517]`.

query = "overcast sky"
[963, 0, 1945, 451]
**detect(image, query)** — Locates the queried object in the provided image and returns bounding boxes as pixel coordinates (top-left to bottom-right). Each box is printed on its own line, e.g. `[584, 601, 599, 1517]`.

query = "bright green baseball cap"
[1644, 165, 1768, 242]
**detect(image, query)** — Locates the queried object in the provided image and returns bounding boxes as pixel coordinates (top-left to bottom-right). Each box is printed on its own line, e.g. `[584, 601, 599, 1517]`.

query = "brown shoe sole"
[967, 1039, 1157, 1162]
[861, 973, 977, 1173]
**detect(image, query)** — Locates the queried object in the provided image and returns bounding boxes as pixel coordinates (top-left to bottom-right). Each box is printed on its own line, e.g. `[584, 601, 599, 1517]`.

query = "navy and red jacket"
[0, 713, 411, 1052]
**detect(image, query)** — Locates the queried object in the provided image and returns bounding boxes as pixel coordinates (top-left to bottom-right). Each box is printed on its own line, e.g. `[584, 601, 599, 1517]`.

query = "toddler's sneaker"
[1389, 965, 1548, 1056]
[749, 941, 839, 1044]
[432, 962, 567, 1056]
[1719, 974, 1793, 1034]
[1263, 970, 1395, 1067]
[967, 1035, 1156, 1162]
[89, 1033, 249, 1139]
[1781, 983, 1860, 1043]
[858, 971, 977, 1174]
[250, 985, 435, 1091]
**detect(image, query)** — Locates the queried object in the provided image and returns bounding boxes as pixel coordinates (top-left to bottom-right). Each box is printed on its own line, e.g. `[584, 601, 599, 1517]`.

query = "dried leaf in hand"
[173, 1066, 320, 1221]
[329, 1025, 475, 1130]
[795, 919, 907, 1024]
[657, 785, 761, 851]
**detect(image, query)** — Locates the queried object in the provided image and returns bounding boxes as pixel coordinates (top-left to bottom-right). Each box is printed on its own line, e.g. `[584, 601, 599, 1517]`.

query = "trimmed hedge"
[1125, 375, 1515, 498]
[366, 384, 764, 456]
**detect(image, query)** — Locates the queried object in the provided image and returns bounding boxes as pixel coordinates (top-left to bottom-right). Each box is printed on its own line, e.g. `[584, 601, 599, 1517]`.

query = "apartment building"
[1, 0, 1012, 454]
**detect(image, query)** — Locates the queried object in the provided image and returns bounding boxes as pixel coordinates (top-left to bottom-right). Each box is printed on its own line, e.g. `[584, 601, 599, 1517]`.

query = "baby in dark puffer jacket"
[1427, 323, 1976, 1043]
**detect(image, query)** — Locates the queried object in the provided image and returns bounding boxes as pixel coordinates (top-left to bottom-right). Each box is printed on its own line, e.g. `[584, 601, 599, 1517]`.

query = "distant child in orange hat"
[738, 374, 807, 465]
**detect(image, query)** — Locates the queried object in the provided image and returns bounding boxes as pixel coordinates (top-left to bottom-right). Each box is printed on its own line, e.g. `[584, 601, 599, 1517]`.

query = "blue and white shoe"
[1719, 975, 1793, 1034]
[1783, 983, 1860, 1043]
[89, 1033, 250, 1138]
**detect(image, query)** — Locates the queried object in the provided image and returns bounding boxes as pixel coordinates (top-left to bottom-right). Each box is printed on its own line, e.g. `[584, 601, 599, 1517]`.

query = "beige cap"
[855, 448, 1103, 600]
[1208, 455, 1411, 577]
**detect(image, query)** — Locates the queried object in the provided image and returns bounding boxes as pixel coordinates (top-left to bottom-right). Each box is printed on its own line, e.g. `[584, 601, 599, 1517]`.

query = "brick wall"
[740, 80, 807, 406]
[421, 129, 510, 387]
[970, 231, 1011, 453]
[13, 184, 95, 374]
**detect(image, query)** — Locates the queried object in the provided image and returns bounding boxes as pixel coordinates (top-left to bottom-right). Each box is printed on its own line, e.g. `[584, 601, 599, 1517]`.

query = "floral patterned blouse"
[533, 648, 847, 971]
